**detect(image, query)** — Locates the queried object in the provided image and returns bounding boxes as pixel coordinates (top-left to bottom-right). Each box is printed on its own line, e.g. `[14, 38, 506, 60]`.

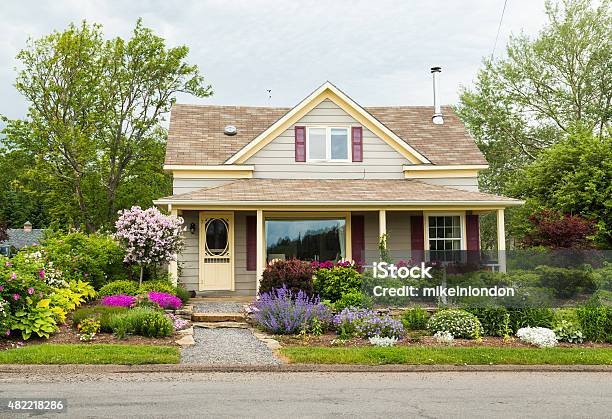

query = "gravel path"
[192, 302, 245, 313]
[181, 328, 281, 366]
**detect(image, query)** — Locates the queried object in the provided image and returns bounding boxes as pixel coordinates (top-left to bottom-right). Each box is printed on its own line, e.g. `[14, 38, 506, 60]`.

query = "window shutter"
[466, 214, 480, 251]
[295, 126, 306, 162]
[351, 126, 363, 162]
[246, 216, 256, 271]
[410, 215, 424, 263]
[351, 215, 365, 265]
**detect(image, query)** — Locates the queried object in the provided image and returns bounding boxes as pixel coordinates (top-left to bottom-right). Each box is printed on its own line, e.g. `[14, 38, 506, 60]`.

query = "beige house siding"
[245, 99, 409, 179]
[172, 179, 234, 195]
[412, 177, 479, 192]
[177, 210, 199, 290]
[361, 211, 415, 265]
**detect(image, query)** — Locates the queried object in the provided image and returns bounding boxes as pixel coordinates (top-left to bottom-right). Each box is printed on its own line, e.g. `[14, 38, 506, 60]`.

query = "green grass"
[0, 344, 180, 365]
[280, 346, 612, 365]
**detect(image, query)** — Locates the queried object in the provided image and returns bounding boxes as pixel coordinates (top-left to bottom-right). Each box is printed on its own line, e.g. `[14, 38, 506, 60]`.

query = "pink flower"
[5, 330, 10, 336]
[10, 273, 17, 280]
[5, 262, 12, 267]
[39, 270, 45, 279]
[0, 286, 3, 291]
[28, 287, 34, 295]
[13, 294, 19, 301]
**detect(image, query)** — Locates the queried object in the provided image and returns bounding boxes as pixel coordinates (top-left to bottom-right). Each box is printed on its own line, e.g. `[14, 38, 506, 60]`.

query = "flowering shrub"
[516, 327, 558, 348]
[332, 308, 404, 339]
[259, 259, 315, 296]
[427, 309, 482, 339]
[368, 335, 398, 347]
[433, 331, 455, 345]
[115, 206, 184, 285]
[166, 313, 189, 331]
[101, 294, 136, 307]
[77, 317, 101, 341]
[147, 292, 182, 310]
[250, 286, 332, 334]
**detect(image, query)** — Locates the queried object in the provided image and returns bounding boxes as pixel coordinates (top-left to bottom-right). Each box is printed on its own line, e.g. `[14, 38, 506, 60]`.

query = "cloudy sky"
[0, 0, 549, 122]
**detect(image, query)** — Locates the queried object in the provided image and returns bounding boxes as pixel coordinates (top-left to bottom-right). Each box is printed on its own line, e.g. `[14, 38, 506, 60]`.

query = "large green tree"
[1, 19, 212, 231]
[456, 0, 611, 195]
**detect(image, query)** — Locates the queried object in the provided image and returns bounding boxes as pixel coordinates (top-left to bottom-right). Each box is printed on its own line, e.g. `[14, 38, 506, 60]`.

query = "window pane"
[330, 128, 348, 160]
[266, 219, 346, 262]
[308, 128, 326, 160]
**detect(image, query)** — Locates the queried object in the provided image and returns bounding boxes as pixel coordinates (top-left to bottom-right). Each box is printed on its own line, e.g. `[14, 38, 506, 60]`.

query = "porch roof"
[154, 179, 523, 208]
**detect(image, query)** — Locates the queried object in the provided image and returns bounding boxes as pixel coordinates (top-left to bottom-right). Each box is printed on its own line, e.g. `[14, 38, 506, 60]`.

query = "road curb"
[0, 364, 610, 374]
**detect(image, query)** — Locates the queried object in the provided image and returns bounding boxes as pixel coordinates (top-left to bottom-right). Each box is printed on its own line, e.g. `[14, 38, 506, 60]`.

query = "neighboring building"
[155, 74, 522, 296]
[0, 222, 44, 257]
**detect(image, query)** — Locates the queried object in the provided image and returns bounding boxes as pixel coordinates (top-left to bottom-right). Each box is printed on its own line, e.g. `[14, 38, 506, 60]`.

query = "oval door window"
[205, 218, 229, 256]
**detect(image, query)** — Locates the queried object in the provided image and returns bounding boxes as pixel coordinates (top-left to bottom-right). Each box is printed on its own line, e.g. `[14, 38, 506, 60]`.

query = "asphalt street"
[0, 371, 610, 418]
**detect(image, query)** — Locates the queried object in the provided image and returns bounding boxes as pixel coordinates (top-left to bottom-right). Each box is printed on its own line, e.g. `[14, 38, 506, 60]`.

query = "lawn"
[0, 344, 180, 365]
[280, 346, 612, 365]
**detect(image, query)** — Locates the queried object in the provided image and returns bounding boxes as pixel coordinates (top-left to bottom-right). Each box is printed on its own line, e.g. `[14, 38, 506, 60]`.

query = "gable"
[225, 82, 430, 165]
[245, 99, 410, 179]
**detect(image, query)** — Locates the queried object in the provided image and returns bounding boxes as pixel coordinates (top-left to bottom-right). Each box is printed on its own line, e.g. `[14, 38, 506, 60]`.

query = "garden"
[248, 258, 612, 365]
[0, 206, 188, 364]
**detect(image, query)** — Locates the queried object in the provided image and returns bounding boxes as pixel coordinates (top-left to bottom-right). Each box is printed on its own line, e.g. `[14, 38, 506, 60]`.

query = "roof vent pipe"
[431, 66, 444, 125]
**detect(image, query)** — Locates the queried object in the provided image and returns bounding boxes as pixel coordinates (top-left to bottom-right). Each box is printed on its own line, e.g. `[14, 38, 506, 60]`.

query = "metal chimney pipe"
[431, 66, 444, 125]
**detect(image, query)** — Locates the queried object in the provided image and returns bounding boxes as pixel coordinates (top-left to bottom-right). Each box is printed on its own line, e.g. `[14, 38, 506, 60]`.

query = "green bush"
[98, 280, 139, 297]
[427, 309, 482, 339]
[466, 306, 511, 337]
[508, 307, 554, 330]
[259, 259, 315, 296]
[592, 264, 612, 291]
[41, 231, 127, 289]
[535, 266, 596, 299]
[402, 307, 429, 330]
[138, 280, 177, 296]
[174, 286, 190, 304]
[109, 308, 173, 338]
[333, 291, 372, 312]
[576, 306, 612, 343]
[554, 320, 584, 343]
[72, 305, 130, 333]
[313, 266, 362, 303]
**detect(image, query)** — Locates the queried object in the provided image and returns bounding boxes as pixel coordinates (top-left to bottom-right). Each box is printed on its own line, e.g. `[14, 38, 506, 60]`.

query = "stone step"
[192, 321, 249, 329]
[191, 312, 245, 322]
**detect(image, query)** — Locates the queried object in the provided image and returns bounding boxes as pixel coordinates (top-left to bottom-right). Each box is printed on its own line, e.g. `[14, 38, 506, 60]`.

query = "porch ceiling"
[154, 179, 523, 209]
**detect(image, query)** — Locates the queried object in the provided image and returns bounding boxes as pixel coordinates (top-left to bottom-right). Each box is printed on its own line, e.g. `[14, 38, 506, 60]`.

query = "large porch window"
[427, 215, 463, 262]
[265, 218, 346, 262]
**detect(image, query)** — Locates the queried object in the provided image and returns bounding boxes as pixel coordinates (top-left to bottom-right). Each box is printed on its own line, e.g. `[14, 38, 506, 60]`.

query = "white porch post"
[379, 210, 387, 238]
[497, 208, 507, 273]
[168, 208, 179, 286]
[256, 209, 264, 294]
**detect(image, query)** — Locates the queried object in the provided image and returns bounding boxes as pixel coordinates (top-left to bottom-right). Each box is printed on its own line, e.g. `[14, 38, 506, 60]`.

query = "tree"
[114, 206, 184, 285]
[2, 19, 211, 230]
[520, 209, 596, 248]
[456, 0, 611, 194]
[508, 130, 612, 247]
[0, 218, 8, 242]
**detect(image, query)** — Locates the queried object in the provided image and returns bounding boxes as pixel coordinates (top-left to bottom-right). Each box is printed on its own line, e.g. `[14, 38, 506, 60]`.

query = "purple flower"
[39, 270, 45, 279]
[27, 287, 34, 295]
[101, 294, 136, 307]
[5, 262, 12, 267]
[0, 286, 3, 291]
[13, 294, 20, 301]
[147, 292, 182, 310]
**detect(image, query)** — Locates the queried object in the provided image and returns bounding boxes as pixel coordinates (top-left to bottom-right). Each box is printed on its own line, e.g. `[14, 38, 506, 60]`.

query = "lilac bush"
[101, 294, 136, 307]
[250, 286, 332, 334]
[148, 292, 182, 310]
[333, 307, 404, 339]
[114, 206, 184, 285]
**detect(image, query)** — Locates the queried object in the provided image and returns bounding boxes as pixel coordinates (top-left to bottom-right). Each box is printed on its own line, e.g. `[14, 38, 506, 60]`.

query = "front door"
[199, 212, 234, 291]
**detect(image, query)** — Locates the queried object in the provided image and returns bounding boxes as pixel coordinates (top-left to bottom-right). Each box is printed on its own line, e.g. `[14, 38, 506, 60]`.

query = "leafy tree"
[456, 0, 611, 194]
[2, 19, 211, 230]
[508, 130, 612, 247]
[0, 218, 8, 242]
[520, 209, 596, 248]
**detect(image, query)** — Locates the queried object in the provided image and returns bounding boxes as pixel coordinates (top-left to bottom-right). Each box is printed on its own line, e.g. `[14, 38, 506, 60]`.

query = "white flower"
[433, 331, 454, 345]
[368, 335, 398, 347]
[516, 327, 557, 348]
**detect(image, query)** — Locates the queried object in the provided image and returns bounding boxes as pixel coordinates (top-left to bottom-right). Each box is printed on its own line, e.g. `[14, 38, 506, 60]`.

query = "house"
[154, 70, 522, 296]
[0, 222, 44, 257]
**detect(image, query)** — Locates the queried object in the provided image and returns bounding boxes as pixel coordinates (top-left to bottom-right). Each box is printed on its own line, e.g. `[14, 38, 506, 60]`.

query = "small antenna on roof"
[266, 89, 272, 104]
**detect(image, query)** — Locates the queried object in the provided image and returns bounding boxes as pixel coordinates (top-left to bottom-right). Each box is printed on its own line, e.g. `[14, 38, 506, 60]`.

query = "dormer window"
[307, 127, 349, 162]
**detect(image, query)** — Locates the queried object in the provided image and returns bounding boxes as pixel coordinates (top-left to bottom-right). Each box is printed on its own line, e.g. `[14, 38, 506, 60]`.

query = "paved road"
[0, 372, 610, 418]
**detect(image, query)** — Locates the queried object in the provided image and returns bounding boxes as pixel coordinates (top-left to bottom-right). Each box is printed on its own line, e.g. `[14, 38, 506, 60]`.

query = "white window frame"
[424, 212, 466, 260]
[306, 126, 351, 162]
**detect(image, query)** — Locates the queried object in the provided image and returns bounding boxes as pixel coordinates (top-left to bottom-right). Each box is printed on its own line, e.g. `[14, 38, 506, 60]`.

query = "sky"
[0, 0, 550, 123]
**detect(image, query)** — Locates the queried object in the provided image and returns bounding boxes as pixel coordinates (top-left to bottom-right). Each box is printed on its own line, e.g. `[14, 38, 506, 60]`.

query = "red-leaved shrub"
[259, 258, 315, 296]
[522, 209, 595, 248]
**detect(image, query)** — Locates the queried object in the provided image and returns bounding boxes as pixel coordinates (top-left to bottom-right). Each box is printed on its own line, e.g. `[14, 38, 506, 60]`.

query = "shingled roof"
[164, 104, 487, 166]
[157, 179, 520, 205]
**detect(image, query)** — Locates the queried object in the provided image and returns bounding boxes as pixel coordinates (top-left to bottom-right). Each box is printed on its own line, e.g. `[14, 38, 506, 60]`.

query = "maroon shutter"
[246, 216, 256, 271]
[351, 126, 363, 162]
[466, 214, 480, 251]
[410, 215, 424, 263]
[351, 215, 365, 265]
[295, 126, 306, 162]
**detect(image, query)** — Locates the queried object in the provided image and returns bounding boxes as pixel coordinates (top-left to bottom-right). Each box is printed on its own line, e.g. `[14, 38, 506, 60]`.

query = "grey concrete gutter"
[0, 364, 610, 374]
